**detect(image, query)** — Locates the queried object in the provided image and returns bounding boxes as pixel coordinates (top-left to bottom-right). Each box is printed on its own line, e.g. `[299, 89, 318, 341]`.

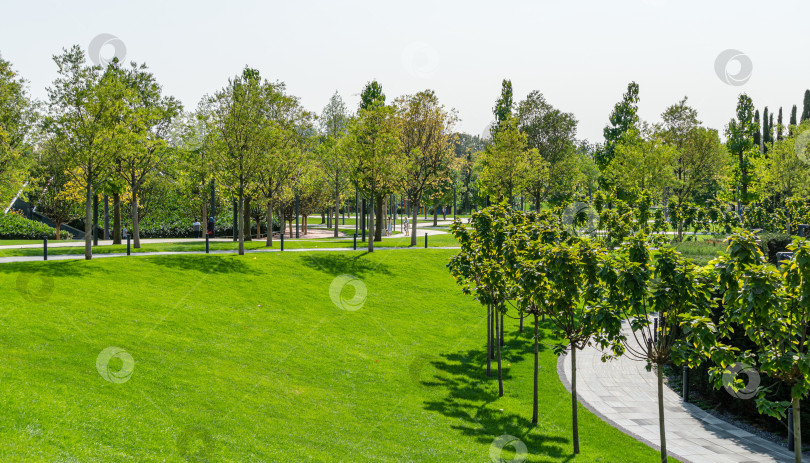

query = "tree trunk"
[243, 197, 252, 242]
[433, 203, 438, 226]
[411, 201, 419, 246]
[500, 313, 504, 346]
[486, 304, 492, 377]
[131, 187, 141, 249]
[303, 215, 308, 235]
[288, 219, 292, 237]
[375, 195, 383, 241]
[572, 346, 580, 454]
[113, 192, 121, 244]
[794, 398, 802, 463]
[368, 191, 375, 252]
[535, 196, 541, 213]
[533, 313, 539, 424]
[491, 304, 496, 360]
[238, 189, 245, 255]
[266, 202, 273, 246]
[657, 362, 667, 463]
[202, 202, 208, 240]
[84, 185, 92, 260]
[55, 223, 62, 241]
[334, 173, 340, 238]
[520, 313, 524, 333]
[496, 306, 503, 397]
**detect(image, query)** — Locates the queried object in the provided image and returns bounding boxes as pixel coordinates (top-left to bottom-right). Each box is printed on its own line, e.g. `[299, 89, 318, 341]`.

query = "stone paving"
[558, 323, 798, 463]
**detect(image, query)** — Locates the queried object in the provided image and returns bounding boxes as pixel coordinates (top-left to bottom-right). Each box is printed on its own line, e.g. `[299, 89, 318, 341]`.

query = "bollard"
[788, 407, 794, 450]
[682, 366, 689, 403]
[280, 233, 284, 251]
[205, 233, 209, 254]
[43, 237, 48, 261]
[353, 233, 357, 250]
[127, 235, 131, 256]
[424, 232, 428, 248]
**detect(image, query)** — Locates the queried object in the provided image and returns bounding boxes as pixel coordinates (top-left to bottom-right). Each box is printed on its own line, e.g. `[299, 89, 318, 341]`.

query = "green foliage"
[0, 211, 71, 240]
[598, 81, 639, 171]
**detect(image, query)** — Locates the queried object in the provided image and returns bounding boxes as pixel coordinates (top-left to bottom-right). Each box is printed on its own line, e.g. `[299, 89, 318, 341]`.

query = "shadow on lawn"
[421, 320, 573, 461]
[146, 255, 252, 274]
[299, 252, 391, 277]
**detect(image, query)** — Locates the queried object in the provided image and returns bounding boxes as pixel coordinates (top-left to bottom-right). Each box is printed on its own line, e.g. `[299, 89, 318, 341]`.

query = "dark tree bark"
[496, 307, 503, 397]
[657, 362, 666, 462]
[532, 313, 539, 424]
[113, 192, 121, 245]
[572, 346, 580, 454]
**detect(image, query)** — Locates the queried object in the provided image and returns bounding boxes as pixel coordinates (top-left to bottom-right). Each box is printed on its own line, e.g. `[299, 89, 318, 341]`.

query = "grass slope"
[0, 250, 672, 462]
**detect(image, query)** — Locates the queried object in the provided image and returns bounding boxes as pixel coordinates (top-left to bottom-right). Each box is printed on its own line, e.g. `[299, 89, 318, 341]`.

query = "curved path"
[558, 323, 798, 463]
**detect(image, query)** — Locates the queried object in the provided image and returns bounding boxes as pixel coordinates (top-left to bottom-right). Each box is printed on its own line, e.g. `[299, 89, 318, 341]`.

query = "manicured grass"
[670, 238, 727, 266]
[0, 250, 672, 461]
[0, 234, 461, 258]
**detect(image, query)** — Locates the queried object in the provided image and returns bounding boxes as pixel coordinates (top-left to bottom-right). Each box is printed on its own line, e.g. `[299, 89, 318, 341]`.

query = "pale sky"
[2, 0, 808, 142]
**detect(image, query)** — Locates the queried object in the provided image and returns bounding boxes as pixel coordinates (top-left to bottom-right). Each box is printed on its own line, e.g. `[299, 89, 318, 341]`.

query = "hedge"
[0, 212, 72, 240]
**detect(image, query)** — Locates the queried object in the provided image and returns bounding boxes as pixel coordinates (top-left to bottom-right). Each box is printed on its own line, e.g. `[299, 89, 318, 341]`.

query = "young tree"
[0, 54, 35, 203]
[44, 46, 132, 259]
[517, 236, 603, 454]
[319, 91, 349, 238]
[478, 117, 531, 204]
[28, 136, 80, 239]
[492, 79, 513, 137]
[712, 232, 810, 463]
[777, 107, 784, 141]
[790, 104, 798, 135]
[753, 110, 761, 150]
[343, 91, 402, 252]
[394, 90, 457, 245]
[204, 67, 270, 255]
[119, 62, 182, 248]
[596, 237, 716, 463]
[801, 89, 810, 123]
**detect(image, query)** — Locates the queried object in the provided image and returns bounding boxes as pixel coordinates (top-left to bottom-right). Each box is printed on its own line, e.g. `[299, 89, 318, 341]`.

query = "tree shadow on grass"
[0, 259, 99, 277]
[145, 255, 252, 274]
[298, 252, 391, 278]
[420, 323, 575, 462]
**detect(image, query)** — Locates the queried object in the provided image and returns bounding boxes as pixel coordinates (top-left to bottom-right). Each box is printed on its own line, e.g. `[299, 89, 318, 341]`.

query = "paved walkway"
[558, 322, 798, 463]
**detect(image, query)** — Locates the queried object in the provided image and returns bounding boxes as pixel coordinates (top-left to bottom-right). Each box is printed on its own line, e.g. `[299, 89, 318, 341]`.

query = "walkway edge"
[555, 351, 693, 463]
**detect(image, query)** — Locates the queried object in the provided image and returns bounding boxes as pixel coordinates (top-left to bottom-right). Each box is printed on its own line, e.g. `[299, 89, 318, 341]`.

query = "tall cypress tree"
[492, 79, 513, 137]
[767, 113, 774, 155]
[802, 90, 810, 123]
[777, 107, 784, 141]
[762, 107, 770, 154]
[791, 105, 798, 135]
[753, 110, 761, 150]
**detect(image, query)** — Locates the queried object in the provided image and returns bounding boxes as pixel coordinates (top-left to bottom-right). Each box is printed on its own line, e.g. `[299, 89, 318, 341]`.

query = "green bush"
[759, 232, 793, 264]
[0, 211, 72, 240]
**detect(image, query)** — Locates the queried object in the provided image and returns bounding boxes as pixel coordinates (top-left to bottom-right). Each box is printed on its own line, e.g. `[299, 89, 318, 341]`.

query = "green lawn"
[0, 239, 67, 246]
[0, 250, 672, 461]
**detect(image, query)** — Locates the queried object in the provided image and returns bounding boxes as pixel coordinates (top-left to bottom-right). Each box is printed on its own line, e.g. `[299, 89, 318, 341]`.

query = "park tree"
[0, 54, 35, 204]
[763, 107, 770, 154]
[254, 81, 311, 246]
[319, 91, 350, 238]
[478, 117, 531, 204]
[451, 133, 483, 214]
[753, 121, 810, 201]
[597, 81, 639, 171]
[603, 127, 677, 200]
[394, 90, 457, 245]
[777, 107, 784, 141]
[44, 46, 134, 259]
[204, 67, 271, 255]
[595, 237, 717, 463]
[28, 135, 80, 239]
[448, 204, 517, 397]
[660, 99, 727, 207]
[516, 90, 579, 208]
[118, 62, 182, 248]
[712, 232, 810, 463]
[801, 89, 810, 123]
[753, 110, 761, 150]
[515, 234, 604, 454]
[343, 89, 402, 252]
[492, 79, 513, 137]
[725, 93, 759, 209]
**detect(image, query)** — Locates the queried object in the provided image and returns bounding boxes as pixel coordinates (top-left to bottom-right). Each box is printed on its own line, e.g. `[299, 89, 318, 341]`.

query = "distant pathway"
[558, 322, 798, 463]
[0, 244, 461, 264]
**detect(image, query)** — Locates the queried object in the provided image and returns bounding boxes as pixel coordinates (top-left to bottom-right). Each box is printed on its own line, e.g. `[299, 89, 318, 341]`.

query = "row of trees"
[449, 203, 810, 463]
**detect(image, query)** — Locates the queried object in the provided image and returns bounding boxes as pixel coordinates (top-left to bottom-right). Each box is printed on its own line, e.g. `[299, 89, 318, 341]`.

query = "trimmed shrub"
[0, 211, 72, 240]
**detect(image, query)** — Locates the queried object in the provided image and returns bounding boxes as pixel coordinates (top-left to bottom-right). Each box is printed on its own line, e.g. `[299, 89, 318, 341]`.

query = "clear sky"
[1, 0, 808, 142]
